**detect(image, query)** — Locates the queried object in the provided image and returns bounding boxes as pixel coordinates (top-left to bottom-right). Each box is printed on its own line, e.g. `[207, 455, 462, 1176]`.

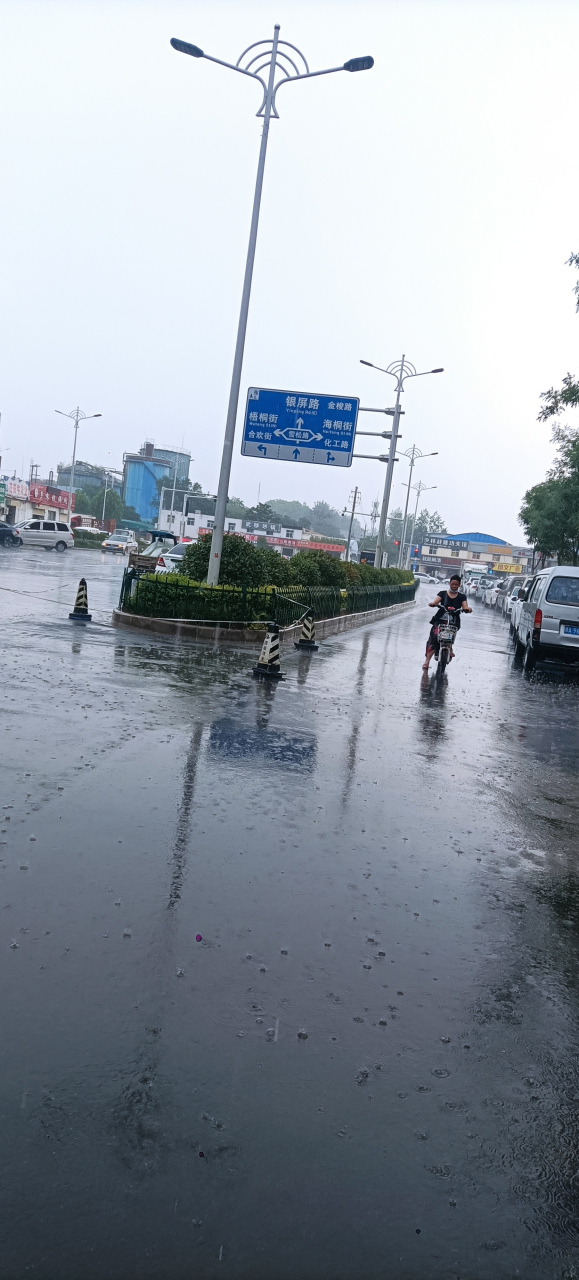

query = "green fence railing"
[118, 570, 416, 627]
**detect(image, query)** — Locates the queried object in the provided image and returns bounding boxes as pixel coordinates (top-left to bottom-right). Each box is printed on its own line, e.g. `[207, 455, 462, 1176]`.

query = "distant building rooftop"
[448, 532, 508, 545]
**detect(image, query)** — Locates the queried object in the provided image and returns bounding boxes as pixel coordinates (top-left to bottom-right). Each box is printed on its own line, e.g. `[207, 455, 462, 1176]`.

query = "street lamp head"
[360, 359, 374, 367]
[343, 56, 374, 72]
[431, 368, 444, 373]
[171, 37, 204, 58]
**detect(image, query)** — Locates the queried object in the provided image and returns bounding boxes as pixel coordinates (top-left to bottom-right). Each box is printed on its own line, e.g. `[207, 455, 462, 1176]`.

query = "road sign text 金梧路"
[241, 387, 359, 467]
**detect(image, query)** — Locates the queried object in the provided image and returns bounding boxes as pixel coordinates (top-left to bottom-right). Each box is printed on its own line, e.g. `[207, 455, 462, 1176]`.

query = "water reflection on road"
[1, 551, 579, 1279]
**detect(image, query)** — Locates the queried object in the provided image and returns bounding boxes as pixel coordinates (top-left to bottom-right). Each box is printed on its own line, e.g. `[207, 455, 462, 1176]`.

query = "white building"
[158, 505, 306, 556]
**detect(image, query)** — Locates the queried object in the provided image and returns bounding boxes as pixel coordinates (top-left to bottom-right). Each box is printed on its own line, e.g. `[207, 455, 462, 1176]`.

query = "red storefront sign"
[29, 483, 75, 511]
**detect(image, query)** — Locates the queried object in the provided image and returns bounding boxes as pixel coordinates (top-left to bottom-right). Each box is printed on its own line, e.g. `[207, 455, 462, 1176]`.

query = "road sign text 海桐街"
[241, 387, 359, 467]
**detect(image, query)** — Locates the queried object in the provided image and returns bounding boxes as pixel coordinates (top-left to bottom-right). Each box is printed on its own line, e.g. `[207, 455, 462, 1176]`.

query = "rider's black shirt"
[431, 590, 467, 625]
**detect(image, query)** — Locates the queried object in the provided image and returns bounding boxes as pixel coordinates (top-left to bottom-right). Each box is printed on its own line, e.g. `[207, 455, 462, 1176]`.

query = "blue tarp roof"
[448, 532, 508, 545]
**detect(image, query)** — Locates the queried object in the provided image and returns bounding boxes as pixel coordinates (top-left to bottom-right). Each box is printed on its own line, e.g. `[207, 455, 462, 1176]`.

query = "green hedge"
[119, 572, 416, 624]
[72, 529, 105, 548]
[181, 533, 414, 588]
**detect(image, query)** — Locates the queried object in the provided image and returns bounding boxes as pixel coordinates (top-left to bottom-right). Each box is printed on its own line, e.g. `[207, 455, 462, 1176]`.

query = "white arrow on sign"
[274, 428, 323, 442]
[296, 417, 304, 428]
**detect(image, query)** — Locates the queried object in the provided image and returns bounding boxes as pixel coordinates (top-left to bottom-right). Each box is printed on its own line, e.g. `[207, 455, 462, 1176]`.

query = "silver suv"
[13, 519, 74, 551]
[515, 566, 579, 671]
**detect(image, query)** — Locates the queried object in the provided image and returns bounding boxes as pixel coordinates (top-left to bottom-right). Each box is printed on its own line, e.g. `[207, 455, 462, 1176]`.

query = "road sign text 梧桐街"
[241, 387, 359, 467]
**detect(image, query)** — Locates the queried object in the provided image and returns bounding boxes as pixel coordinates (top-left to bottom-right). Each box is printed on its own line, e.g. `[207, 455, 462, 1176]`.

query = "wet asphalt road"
[1, 547, 579, 1280]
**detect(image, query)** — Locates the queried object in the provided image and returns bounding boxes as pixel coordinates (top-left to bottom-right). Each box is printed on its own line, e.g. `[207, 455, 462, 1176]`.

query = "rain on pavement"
[1, 546, 579, 1280]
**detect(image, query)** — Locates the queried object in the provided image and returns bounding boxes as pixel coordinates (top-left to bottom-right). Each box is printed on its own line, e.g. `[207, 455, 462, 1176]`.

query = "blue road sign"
[241, 387, 359, 468]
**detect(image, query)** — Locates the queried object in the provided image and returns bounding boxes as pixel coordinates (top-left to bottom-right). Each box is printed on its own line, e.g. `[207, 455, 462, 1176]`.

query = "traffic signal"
[394, 539, 400, 547]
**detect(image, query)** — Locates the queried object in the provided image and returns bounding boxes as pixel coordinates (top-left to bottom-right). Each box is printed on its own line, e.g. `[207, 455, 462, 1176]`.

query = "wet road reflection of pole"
[341, 632, 370, 808]
[168, 722, 205, 910]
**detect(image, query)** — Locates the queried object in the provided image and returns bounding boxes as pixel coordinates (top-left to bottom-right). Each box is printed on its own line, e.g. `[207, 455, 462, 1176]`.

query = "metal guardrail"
[117, 569, 416, 626]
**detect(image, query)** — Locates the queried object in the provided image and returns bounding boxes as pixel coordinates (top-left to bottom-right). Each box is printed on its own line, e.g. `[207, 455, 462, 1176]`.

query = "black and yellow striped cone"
[294, 610, 319, 651]
[253, 623, 285, 679]
[69, 577, 92, 622]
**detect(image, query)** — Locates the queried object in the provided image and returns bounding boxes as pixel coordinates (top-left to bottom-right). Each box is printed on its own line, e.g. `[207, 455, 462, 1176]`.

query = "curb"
[111, 599, 415, 647]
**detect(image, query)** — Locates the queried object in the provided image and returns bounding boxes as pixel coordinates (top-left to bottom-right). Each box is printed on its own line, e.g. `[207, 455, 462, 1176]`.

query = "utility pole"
[343, 486, 359, 562]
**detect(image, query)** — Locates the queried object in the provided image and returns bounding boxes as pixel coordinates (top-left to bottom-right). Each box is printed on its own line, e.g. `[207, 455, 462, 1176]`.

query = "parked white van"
[13, 520, 74, 551]
[515, 566, 579, 671]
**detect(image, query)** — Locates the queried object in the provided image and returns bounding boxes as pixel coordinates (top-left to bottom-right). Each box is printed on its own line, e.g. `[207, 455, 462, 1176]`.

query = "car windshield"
[168, 545, 188, 557]
[545, 576, 579, 606]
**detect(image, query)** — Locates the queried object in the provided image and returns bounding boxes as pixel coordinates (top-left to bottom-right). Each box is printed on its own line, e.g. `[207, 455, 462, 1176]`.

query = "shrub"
[180, 533, 414, 589]
[72, 529, 104, 548]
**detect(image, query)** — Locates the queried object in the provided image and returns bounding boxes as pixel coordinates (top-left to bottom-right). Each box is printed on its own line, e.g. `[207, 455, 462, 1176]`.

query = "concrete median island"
[111, 597, 415, 646]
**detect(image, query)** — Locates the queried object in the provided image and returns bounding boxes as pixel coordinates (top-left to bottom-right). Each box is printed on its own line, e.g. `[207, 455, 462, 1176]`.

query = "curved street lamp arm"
[170, 39, 268, 95]
[401, 367, 444, 386]
[273, 62, 343, 93]
[360, 360, 398, 383]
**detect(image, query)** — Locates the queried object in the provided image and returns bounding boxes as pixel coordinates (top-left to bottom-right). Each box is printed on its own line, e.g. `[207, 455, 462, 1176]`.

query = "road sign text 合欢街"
[241, 387, 359, 467]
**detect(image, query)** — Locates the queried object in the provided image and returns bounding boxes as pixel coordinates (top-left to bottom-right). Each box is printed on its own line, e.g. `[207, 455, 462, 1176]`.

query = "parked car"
[491, 578, 514, 611]
[515, 566, 579, 671]
[414, 572, 438, 585]
[509, 576, 534, 635]
[101, 532, 139, 555]
[499, 578, 527, 616]
[0, 520, 19, 548]
[155, 542, 191, 574]
[12, 519, 74, 551]
[482, 579, 505, 606]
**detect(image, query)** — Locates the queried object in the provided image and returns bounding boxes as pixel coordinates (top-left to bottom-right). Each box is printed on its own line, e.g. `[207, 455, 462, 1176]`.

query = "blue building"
[122, 442, 191, 522]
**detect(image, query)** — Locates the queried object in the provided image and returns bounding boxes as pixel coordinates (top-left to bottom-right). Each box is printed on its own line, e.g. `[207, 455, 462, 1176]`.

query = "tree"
[518, 424, 579, 565]
[267, 499, 313, 528]
[521, 254, 579, 564]
[537, 254, 579, 421]
[72, 488, 95, 515]
[519, 477, 579, 566]
[242, 502, 277, 523]
[225, 496, 246, 517]
[310, 501, 343, 537]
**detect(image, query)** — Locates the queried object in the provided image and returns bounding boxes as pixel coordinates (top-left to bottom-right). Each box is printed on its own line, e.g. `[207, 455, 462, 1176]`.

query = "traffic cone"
[294, 610, 319, 651]
[69, 578, 92, 622]
[253, 623, 285, 679]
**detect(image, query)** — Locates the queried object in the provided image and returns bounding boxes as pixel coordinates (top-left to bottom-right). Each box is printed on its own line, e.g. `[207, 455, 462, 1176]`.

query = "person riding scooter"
[422, 574, 472, 671]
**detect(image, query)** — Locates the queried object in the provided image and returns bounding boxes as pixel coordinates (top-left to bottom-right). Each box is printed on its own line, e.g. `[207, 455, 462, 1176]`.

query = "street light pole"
[55, 407, 102, 524]
[171, 29, 374, 585]
[397, 445, 438, 567]
[360, 358, 443, 569]
[407, 480, 436, 569]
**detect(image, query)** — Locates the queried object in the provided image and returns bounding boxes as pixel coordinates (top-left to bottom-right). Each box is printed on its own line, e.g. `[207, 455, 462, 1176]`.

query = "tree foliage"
[537, 254, 579, 421]
[181, 534, 413, 587]
[73, 487, 140, 524]
[521, 254, 579, 564]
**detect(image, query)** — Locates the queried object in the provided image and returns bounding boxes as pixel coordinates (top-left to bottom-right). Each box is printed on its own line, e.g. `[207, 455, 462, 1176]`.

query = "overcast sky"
[1, 0, 578, 541]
